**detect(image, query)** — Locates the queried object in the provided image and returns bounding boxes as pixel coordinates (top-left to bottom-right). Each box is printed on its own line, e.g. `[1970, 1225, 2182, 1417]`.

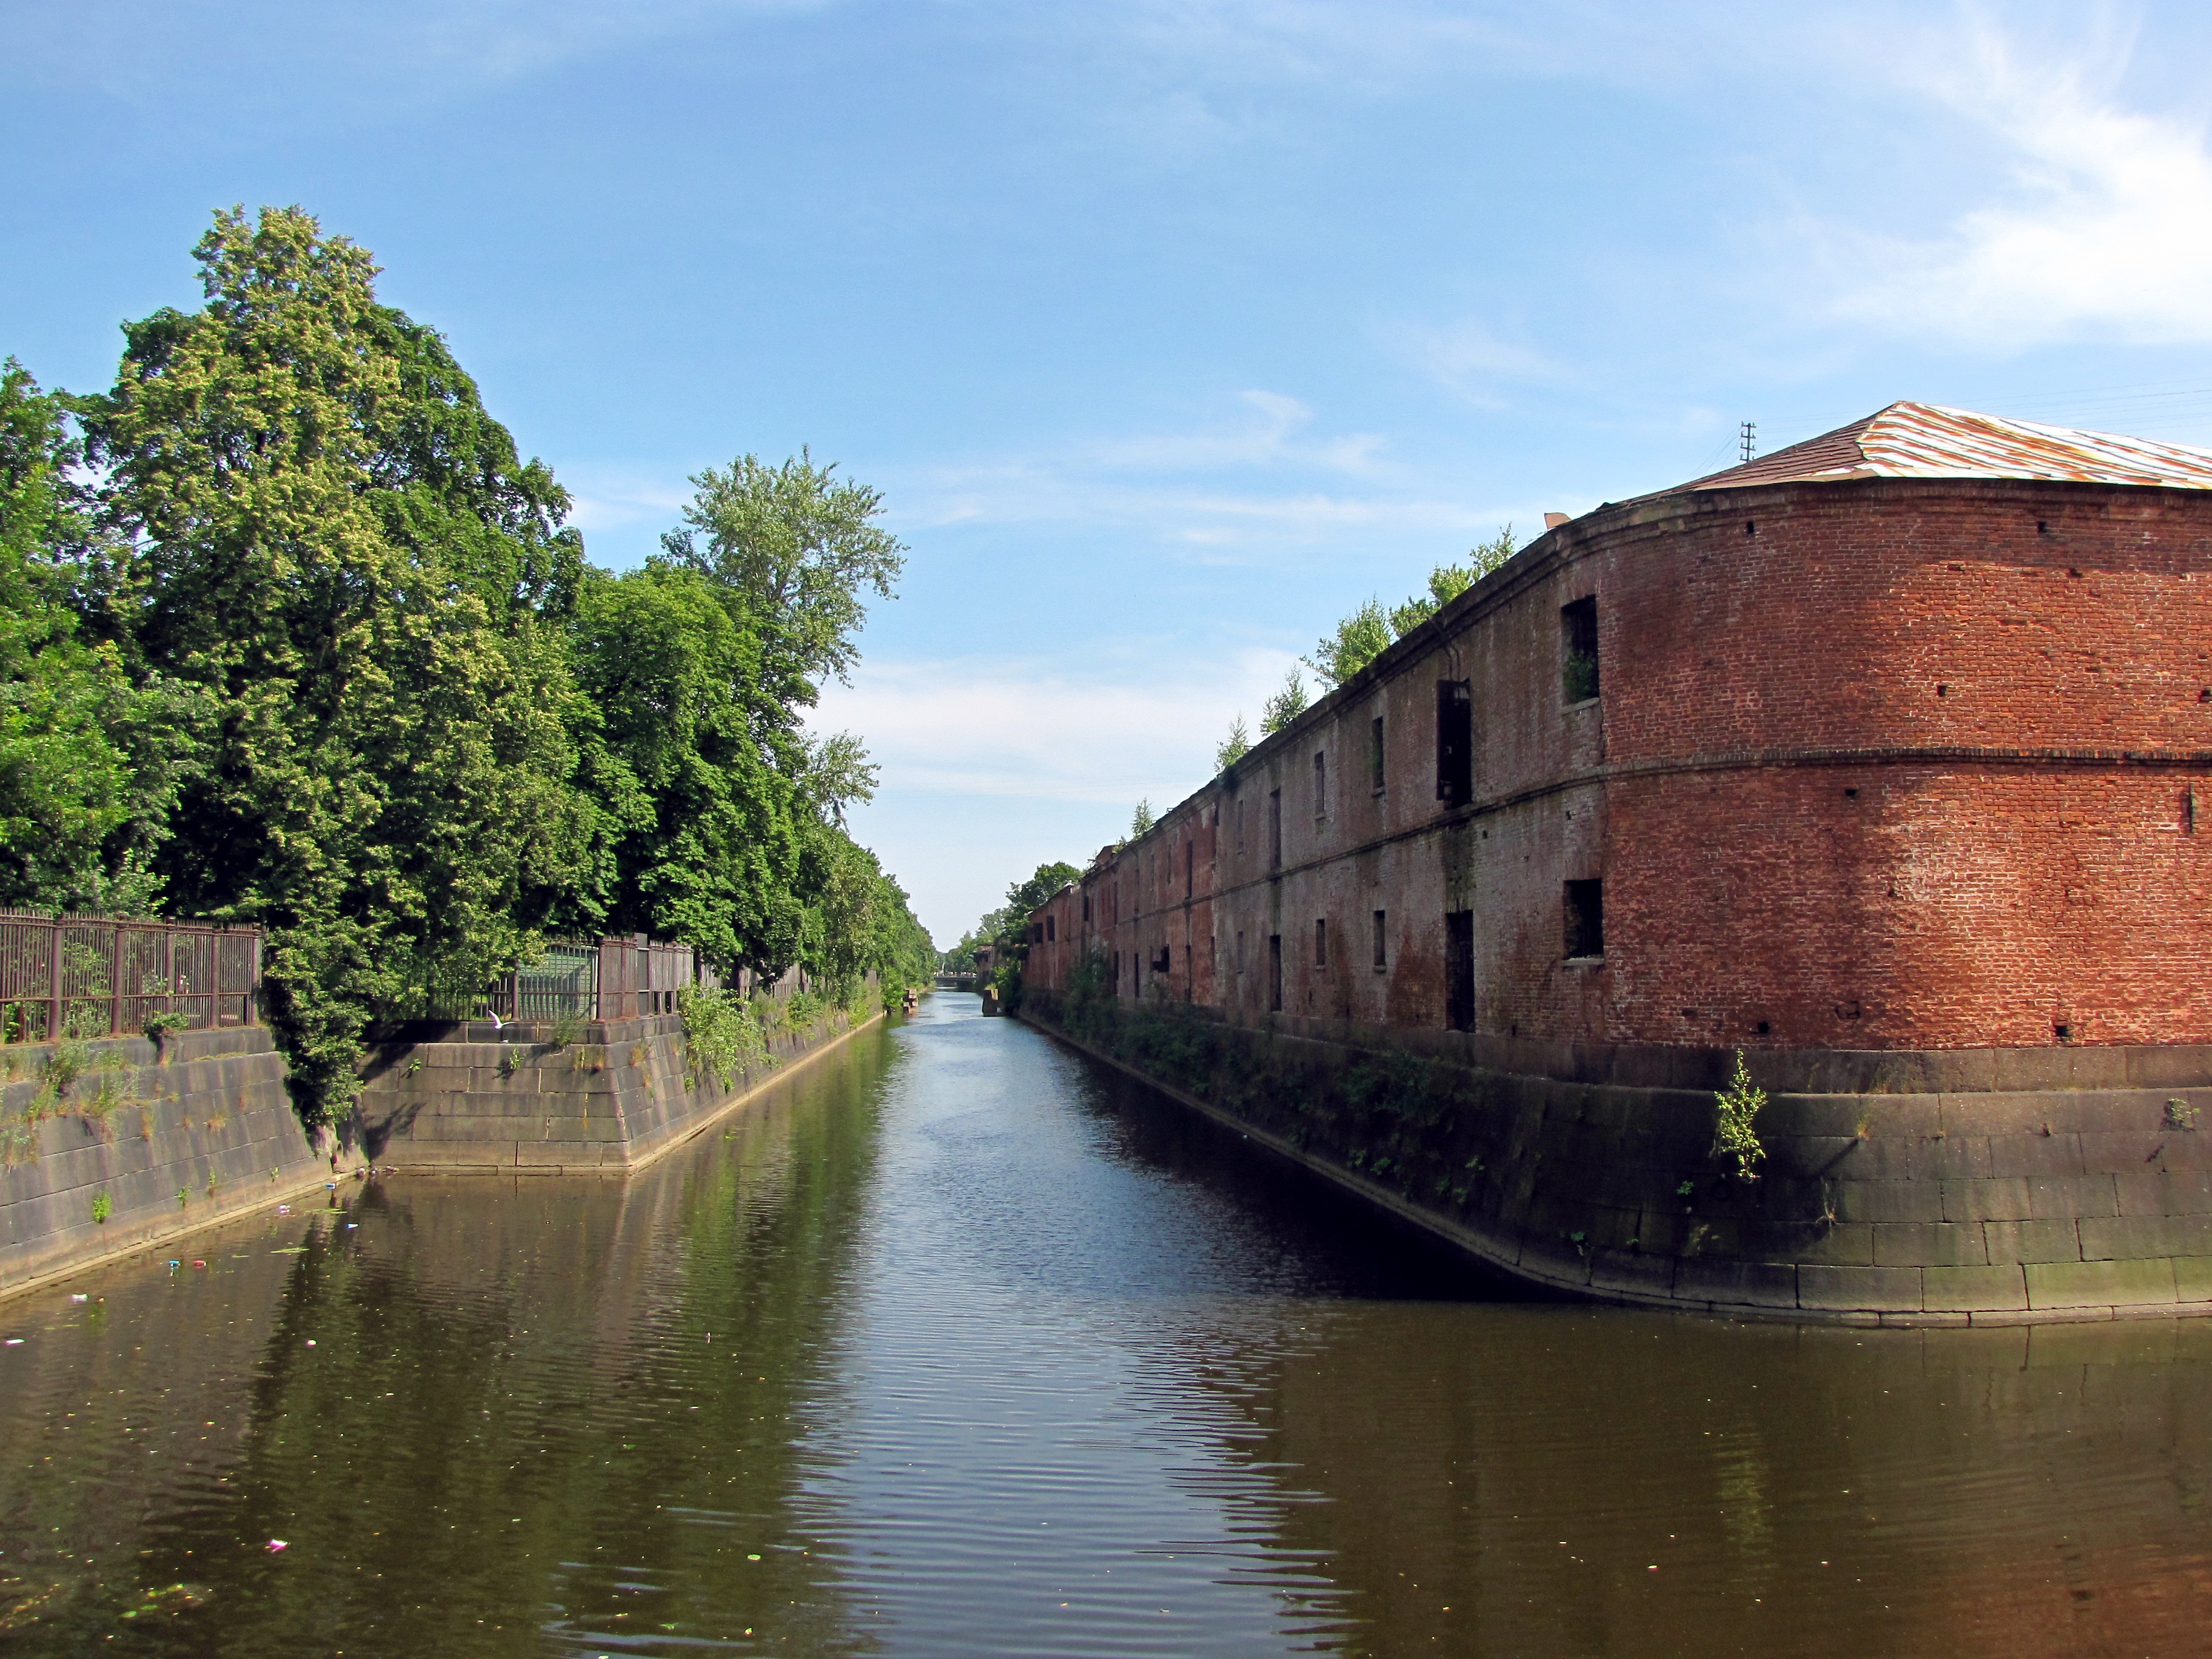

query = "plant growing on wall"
[1260, 669, 1309, 736]
[677, 982, 771, 1088]
[1712, 1050, 1767, 1181]
[1215, 717, 1250, 773]
[90, 1190, 111, 1224]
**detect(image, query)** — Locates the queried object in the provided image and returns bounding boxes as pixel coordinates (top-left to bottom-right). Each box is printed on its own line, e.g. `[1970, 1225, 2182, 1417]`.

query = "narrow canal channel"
[4, 993, 2210, 1655]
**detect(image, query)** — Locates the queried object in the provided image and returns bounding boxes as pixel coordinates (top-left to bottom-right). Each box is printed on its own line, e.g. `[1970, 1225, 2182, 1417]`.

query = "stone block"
[1942, 1178, 2033, 1222]
[1672, 1258, 1798, 1310]
[2115, 1171, 2212, 1216]
[1873, 1222, 1988, 1267]
[1923, 1264, 2029, 1312]
[2174, 1256, 2212, 1304]
[1587, 1247, 1676, 1299]
[2027, 1175, 2118, 1220]
[1512, 1235, 1594, 1290]
[2026, 1257, 2177, 1310]
[1982, 1219, 2082, 1264]
[2125, 1048, 2212, 1090]
[2077, 1131, 2182, 1173]
[1832, 1179, 1946, 1224]
[2078, 1213, 2212, 1261]
[1793, 1222, 1875, 1265]
[1800, 1264, 1923, 1312]
[1986, 1134, 2086, 1179]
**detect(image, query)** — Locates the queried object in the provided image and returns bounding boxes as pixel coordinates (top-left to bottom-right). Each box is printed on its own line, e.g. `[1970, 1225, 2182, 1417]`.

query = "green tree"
[1259, 668, 1309, 735]
[1130, 799, 1156, 837]
[1304, 597, 1392, 688]
[571, 563, 799, 977]
[1215, 716, 1250, 772]
[658, 451, 904, 717]
[1388, 525, 1517, 638]
[79, 206, 600, 1122]
[0, 361, 177, 910]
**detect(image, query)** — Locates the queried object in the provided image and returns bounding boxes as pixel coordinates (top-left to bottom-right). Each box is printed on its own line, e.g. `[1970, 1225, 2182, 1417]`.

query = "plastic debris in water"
[192, 1261, 206, 1269]
[266, 1540, 287, 1553]
[304, 1339, 316, 1347]
[4, 1338, 21, 1346]
[275, 1205, 291, 1215]
[166, 1261, 181, 1272]
[69, 1293, 87, 1303]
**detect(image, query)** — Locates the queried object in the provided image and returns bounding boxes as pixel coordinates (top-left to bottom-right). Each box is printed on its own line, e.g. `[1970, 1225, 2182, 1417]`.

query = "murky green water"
[3, 992, 2210, 1655]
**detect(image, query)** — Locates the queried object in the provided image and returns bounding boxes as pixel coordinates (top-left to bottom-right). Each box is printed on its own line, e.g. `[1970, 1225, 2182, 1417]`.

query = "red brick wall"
[1028, 477, 2212, 1052]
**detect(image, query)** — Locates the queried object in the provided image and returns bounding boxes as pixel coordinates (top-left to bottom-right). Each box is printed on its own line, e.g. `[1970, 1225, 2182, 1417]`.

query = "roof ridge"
[1658, 400, 2212, 497]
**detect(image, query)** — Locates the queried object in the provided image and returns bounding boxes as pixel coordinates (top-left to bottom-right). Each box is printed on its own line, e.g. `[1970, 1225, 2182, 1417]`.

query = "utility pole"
[1740, 421, 1757, 464]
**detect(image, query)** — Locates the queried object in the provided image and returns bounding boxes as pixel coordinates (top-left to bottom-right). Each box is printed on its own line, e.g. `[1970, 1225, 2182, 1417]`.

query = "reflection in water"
[0, 994, 2208, 1655]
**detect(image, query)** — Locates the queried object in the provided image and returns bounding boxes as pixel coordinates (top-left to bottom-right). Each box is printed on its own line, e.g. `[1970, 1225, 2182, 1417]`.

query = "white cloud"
[1826, 7, 2212, 347]
[1386, 318, 1561, 407]
[811, 648, 1297, 809]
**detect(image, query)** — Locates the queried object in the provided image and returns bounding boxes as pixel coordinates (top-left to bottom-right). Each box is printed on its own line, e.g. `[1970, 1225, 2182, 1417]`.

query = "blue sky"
[11, 1, 2212, 943]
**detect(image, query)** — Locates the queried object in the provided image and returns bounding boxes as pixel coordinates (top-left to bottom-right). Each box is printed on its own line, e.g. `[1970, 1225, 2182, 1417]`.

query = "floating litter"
[4, 1338, 21, 1346]
[166, 1261, 181, 1272]
[266, 1540, 287, 1553]
[70, 1293, 87, 1303]
[275, 1205, 291, 1215]
[304, 1339, 316, 1347]
[192, 1261, 206, 1269]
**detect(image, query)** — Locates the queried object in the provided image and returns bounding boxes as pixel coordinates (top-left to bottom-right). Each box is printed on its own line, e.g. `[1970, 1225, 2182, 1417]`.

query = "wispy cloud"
[812, 647, 1298, 808]
[888, 389, 1528, 551]
[1384, 318, 1561, 407]
[1822, 6, 2212, 347]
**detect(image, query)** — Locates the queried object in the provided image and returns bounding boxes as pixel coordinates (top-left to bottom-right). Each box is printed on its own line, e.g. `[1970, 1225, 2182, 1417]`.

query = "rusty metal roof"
[1673, 402, 2212, 494]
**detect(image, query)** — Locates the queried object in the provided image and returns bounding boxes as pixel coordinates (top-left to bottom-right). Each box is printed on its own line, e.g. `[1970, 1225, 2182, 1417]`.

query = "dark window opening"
[1564, 879, 1604, 959]
[1153, 945, 1170, 974]
[1755, 1020, 1771, 1036]
[1081, 894, 1091, 922]
[1372, 910, 1387, 969]
[1562, 597, 1600, 703]
[1030, 922, 1044, 945]
[1370, 715, 1386, 796]
[1269, 934, 1283, 1012]
[1268, 789, 1283, 871]
[1445, 910, 1475, 1031]
[1315, 917, 1327, 967]
[1436, 680, 1472, 805]
[1045, 916, 1055, 942]
[1313, 751, 1327, 819]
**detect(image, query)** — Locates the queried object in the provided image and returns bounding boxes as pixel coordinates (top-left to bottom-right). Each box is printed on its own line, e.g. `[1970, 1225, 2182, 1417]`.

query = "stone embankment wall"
[0, 1027, 333, 1298]
[349, 1007, 880, 1173]
[1024, 993, 2212, 1326]
[0, 1004, 886, 1298]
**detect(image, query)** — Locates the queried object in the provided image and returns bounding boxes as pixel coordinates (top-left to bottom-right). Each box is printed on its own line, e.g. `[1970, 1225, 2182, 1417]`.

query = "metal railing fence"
[0, 911, 261, 1042]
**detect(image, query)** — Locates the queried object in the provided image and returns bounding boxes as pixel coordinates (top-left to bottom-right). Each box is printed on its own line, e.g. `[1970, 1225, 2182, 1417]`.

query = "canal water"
[2, 993, 2210, 1656]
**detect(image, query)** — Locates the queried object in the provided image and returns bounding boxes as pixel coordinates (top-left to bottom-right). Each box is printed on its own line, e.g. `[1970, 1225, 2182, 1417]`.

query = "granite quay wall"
[0, 1026, 333, 1299]
[347, 1004, 883, 1175]
[1022, 990, 2212, 1326]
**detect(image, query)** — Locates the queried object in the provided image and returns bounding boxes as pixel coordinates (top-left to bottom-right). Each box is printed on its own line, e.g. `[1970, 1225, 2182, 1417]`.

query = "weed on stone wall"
[679, 984, 774, 1090]
[1711, 1050, 1767, 1181]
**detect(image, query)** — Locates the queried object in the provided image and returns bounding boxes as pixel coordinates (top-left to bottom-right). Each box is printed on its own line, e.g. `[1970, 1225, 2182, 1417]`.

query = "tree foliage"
[9, 206, 932, 1122]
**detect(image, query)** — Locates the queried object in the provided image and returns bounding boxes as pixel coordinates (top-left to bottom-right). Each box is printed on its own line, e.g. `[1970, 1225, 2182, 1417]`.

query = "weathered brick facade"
[1031, 474, 2211, 1052]
[1017, 409, 2212, 1321]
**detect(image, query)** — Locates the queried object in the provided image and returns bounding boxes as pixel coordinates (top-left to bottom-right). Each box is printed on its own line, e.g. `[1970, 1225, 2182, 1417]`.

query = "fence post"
[112, 923, 124, 1037]
[46, 918, 61, 1043]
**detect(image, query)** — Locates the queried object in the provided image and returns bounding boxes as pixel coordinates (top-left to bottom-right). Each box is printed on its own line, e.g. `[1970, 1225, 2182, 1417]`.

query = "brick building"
[1028, 401, 2212, 1057]
[1014, 405, 2212, 1322]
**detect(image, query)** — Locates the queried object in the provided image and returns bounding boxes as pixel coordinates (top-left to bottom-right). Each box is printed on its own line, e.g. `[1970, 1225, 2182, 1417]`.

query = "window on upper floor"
[1436, 681, 1472, 806]
[1313, 750, 1327, 819]
[1370, 715, 1385, 797]
[1562, 596, 1600, 704]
